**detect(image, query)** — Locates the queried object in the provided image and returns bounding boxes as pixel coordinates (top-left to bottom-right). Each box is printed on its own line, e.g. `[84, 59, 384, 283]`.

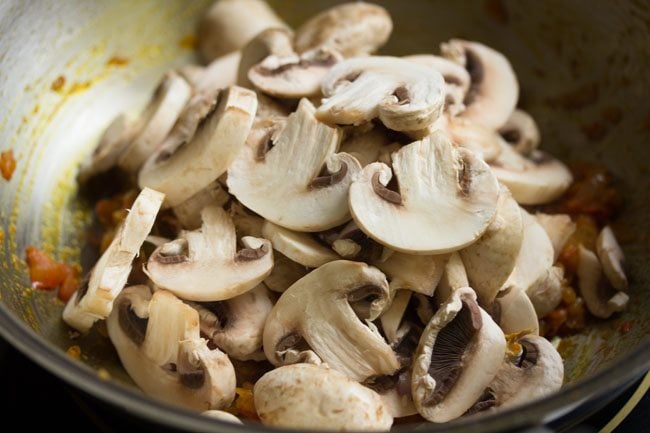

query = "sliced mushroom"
[374, 252, 449, 296]
[365, 370, 418, 418]
[486, 335, 563, 410]
[379, 289, 413, 345]
[189, 284, 273, 361]
[326, 220, 388, 262]
[254, 364, 393, 430]
[145, 205, 273, 301]
[460, 186, 523, 305]
[493, 286, 539, 335]
[349, 132, 499, 254]
[263, 251, 308, 293]
[228, 98, 362, 231]
[198, 0, 287, 63]
[489, 139, 573, 205]
[435, 252, 470, 305]
[577, 245, 629, 319]
[77, 114, 136, 183]
[443, 116, 502, 163]
[229, 201, 264, 238]
[404, 55, 471, 117]
[596, 226, 628, 291]
[414, 293, 437, 326]
[339, 126, 400, 167]
[237, 27, 295, 88]
[202, 410, 242, 424]
[499, 109, 540, 156]
[411, 287, 506, 422]
[317, 56, 446, 132]
[534, 213, 576, 261]
[138, 86, 257, 207]
[263, 260, 400, 381]
[441, 39, 518, 129]
[106, 286, 235, 410]
[180, 51, 242, 94]
[118, 72, 192, 173]
[262, 220, 339, 268]
[173, 181, 230, 230]
[63, 188, 164, 332]
[293, 2, 392, 58]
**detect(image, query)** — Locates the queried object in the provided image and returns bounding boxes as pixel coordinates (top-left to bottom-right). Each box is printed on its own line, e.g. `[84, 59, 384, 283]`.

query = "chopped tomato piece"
[25, 246, 80, 300]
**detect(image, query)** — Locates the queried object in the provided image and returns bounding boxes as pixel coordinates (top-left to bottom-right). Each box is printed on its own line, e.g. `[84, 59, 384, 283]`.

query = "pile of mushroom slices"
[67, 0, 631, 430]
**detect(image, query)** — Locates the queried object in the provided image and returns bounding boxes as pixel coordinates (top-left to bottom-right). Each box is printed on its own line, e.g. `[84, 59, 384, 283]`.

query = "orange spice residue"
[51, 75, 66, 92]
[25, 246, 80, 302]
[226, 384, 258, 421]
[0, 149, 16, 181]
[66, 345, 82, 360]
[107, 55, 129, 67]
[179, 34, 197, 50]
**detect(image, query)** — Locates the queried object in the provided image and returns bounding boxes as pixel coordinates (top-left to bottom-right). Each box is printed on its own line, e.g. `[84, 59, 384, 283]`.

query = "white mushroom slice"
[139, 86, 257, 208]
[189, 284, 273, 361]
[63, 188, 164, 332]
[198, 0, 287, 63]
[202, 410, 242, 424]
[106, 286, 235, 410]
[404, 55, 471, 116]
[505, 211, 562, 317]
[411, 287, 506, 423]
[180, 51, 242, 94]
[262, 221, 339, 268]
[441, 39, 518, 129]
[118, 73, 192, 173]
[349, 132, 499, 254]
[293, 2, 393, 58]
[77, 115, 136, 183]
[237, 27, 295, 88]
[577, 245, 629, 319]
[332, 238, 362, 258]
[486, 335, 563, 410]
[173, 181, 230, 230]
[249, 46, 342, 99]
[490, 139, 573, 205]
[263, 251, 308, 293]
[435, 252, 470, 305]
[535, 213, 576, 261]
[493, 286, 539, 335]
[317, 56, 446, 132]
[596, 226, 628, 291]
[414, 293, 436, 325]
[254, 364, 393, 431]
[444, 116, 502, 163]
[460, 186, 523, 305]
[228, 98, 362, 231]
[380, 289, 413, 344]
[229, 201, 264, 238]
[374, 252, 448, 296]
[263, 260, 400, 381]
[499, 109, 541, 156]
[339, 127, 400, 167]
[145, 205, 273, 302]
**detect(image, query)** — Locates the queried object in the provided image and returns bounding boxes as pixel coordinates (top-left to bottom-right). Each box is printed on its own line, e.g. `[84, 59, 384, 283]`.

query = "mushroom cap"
[139, 86, 257, 208]
[118, 72, 192, 173]
[317, 56, 446, 132]
[460, 186, 523, 305]
[262, 220, 340, 268]
[596, 226, 628, 291]
[374, 251, 449, 296]
[145, 205, 273, 302]
[441, 39, 518, 129]
[293, 2, 393, 58]
[499, 109, 541, 156]
[411, 287, 506, 422]
[490, 139, 573, 205]
[535, 212, 576, 261]
[263, 260, 400, 382]
[228, 98, 362, 231]
[349, 132, 500, 254]
[577, 245, 629, 319]
[493, 286, 539, 335]
[63, 188, 164, 332]
[106, 286, 236, 411]
[236, 27, 295, 88]
[254, 364, 393, 431]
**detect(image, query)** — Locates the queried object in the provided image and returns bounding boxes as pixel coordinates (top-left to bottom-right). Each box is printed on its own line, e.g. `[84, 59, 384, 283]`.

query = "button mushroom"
[499, 109, 541, 156]
[106, 286, 236, 410]
[262, 220, 340, 268]
[179, 51, 242, 94]
[236, 27, 295, 88]
[172, 181, 230, 230]
[339, 126, 400, 168]
[441, 39, 518, 129]
[145, 205, 273, 301]
[254, 364, 393, 431]
[263, 260, 400, 381]
[63, 188, 164, 332]
[596, 226, 628, 291]
[379, 289, 413, 345]
[227, 98, 362, 231]
[317, 56, 446, 133]
[411, 287, 506, 422]
[202, 410, 243, 424]
[263, 251, 308, 293]
[577, 245, 629, 319]
[492, 286, 539, 335]
[435, 252, 469, 304]
[138, 86, 257, 208]
[349, 132, 500, 254]
[459, 186, 523, 305]
[535, 212, 576, 261]
[373, 251, 449, 296]
[118, 72, 192, 173]
[443, 116, 503, 163]
[188, 283, 273, 361]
